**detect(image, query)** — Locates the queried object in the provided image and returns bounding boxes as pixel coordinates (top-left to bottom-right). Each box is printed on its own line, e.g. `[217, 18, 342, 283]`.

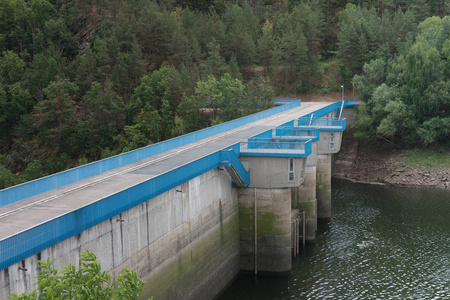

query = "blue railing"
[301, 99, 359, 119]
[273, 98, 301, 106]
[249, 129, 273, 139]
[1, 99, 359, 270]
[240, 139, 311, 157]
[0, 150, 227, 270]
[275, 127, 320, 141]
[219, 148, 250, 187]
[297, 117, 346, 131]
[0, 100, 301, 207]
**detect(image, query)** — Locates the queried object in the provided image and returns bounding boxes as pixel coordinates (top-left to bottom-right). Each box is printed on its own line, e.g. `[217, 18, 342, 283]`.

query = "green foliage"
[257, 20, 275, 74]
[7, 249, 147, 300]
[22, 160, 47, 182]
[176, 94, 208, 133]
[353, 101, 376, 142]
[337, 4, 418, 75]
[82, 80, 125, 153]
[24, 49, 62, 100]
[0, 0, 447, 185]
[0, 50, 25, 84]
[353, 15, 450, 146]
[0, 81, 7, 123]
[353, 58, 386, 101]
[200, 38, 229, 79]
[417, 117, 450, 145]
[400, 149, 450, 168]
[32, 76, 78, 157]
[193, 73, 245, 123]
[0, 163, 22, 189]
[244, 74, 275, 115]
[376, 100, 416, 141]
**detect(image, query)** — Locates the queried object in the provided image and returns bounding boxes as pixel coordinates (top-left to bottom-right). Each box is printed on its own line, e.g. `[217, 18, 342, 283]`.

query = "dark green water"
[220, 179, 450, 299]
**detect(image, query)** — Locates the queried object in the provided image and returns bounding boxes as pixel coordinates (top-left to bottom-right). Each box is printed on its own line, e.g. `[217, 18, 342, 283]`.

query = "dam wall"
[0, 100, 359, 299]
[1, 169, 241, 300]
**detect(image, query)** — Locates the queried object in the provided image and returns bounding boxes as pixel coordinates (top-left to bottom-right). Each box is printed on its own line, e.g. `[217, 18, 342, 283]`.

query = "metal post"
[294, 218, 297, 258]
[302, 211, 306, 247]
[296, 216, 300, 255]
[254, 188, 257, 276]
[292, 220, 296, 258]
[309, 114, 314, 126]
[339, 100, 344, 119]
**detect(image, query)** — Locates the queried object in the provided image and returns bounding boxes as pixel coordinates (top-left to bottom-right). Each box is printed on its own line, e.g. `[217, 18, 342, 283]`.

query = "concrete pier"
[237, 156, 306, 274]
[238, 188, 292, 274]
[295, 166, 317, 241]
[316, 154, 332, 221]
[295, 142, 318, 242]
[0, 100, 358, 299]
[0, 170, 241, 300]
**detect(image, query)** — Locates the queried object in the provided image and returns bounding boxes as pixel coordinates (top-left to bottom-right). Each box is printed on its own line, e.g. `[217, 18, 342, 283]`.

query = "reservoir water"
[220, 178, 450, 299]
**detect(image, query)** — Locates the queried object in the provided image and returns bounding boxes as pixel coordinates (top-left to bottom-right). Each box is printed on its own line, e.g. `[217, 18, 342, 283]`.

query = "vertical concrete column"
[316, 154, 332, 221]
[295, 166, 317, 242]
[238, 188, 292, 274]
[295, 142, 317, 242]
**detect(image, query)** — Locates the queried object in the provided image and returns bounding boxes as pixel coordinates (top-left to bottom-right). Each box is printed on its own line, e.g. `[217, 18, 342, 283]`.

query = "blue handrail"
[0, 100, 301, 207]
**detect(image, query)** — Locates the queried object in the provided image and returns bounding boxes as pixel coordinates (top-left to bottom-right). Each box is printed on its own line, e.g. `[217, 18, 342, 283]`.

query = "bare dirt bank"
[333, 131, 450, 190]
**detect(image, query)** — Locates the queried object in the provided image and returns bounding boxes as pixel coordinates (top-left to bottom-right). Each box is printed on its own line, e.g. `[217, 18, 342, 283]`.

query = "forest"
[0, 0, 449, 188]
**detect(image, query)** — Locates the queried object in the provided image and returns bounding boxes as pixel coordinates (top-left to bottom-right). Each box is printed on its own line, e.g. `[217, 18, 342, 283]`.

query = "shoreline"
[333, 131, 450, 190]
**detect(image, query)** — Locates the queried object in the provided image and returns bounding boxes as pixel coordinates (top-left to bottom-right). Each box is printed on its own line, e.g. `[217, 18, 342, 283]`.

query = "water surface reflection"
[220, 179, 450, 299]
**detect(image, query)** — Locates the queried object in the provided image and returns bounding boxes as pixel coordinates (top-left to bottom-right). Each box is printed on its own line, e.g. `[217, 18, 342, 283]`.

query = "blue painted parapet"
[297, 117, 346, 131]
[219, 149, 250, 187]
[301, 99, 360, 119]
[240, 139, 312, 158]
[275, 127, 320, 141]
[1, 149, 233, 270]
[0, 101, 301, 207]
[0, 99, 359, 272]
[273, 98, 301, 106]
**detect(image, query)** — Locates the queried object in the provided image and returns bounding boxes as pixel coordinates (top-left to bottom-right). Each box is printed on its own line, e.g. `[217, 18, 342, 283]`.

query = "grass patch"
[400, 150, 450, 168]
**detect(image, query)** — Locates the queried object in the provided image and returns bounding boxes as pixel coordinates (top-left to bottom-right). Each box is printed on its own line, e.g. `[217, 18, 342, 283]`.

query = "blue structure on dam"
[0, 99, 358, 299]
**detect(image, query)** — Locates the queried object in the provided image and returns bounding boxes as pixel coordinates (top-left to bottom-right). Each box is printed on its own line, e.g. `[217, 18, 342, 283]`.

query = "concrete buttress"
[316, 154, 332, 221]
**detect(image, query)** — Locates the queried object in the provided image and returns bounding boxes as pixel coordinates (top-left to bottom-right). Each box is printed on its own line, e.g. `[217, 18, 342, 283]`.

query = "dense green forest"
[0, 0, 448, 188]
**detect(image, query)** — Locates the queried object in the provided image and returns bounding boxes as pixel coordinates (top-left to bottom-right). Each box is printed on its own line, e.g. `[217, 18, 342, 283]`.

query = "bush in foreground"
[8, 250, 149, 300]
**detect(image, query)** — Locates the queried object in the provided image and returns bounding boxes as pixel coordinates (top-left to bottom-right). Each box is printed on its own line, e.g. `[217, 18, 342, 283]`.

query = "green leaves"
[32, 77, 78, 157]
[8, 250, 146, 300]
[0, 50, 25, 84]
[417, 117, 450, 145]
[337, 4, 418, 74]
[353, 15, 449, 146]
[1, 0, 446, 184]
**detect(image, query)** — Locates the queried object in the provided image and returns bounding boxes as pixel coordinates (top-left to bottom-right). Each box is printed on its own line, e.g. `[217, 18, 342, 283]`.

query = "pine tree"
[32, 76, 78, 157]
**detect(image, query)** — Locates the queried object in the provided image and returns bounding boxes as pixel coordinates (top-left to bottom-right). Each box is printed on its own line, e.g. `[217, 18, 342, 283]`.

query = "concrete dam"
[0, 99, 358, 299]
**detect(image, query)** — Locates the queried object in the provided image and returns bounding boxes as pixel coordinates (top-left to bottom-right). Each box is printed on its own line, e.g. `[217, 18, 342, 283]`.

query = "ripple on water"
[219, 180, 450, 300]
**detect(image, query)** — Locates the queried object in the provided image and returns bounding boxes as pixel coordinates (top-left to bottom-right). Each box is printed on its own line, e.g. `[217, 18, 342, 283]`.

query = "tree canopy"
[0, 0, 448, 188]
[353, 15, 450, 146]
[7, 250, 147, 300]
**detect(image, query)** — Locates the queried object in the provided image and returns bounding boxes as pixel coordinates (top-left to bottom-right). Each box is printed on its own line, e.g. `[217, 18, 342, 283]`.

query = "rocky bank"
[333, 131, 450, 190]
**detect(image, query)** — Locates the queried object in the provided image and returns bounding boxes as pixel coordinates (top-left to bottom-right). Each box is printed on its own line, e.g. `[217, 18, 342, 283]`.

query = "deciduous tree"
[7, 249, 147, 300]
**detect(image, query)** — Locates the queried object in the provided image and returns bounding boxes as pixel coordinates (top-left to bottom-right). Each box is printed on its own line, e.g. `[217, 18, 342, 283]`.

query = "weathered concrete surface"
[295, 166, 317, 241]
[342, 107, 357, 127]
[1, 101, 348, 299]
[240, 156, 306, 188]
[1, 169, 241, 300]
[295, 142, 317, 241]
[317, 131, 342, 155]
[238, 188, 292, 274]
[316, 154, 332, 221]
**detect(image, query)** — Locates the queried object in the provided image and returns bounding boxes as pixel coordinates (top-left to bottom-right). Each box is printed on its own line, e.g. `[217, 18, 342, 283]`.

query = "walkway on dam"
[0, 100, 356, 271]
[0, 102, 323, 234]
